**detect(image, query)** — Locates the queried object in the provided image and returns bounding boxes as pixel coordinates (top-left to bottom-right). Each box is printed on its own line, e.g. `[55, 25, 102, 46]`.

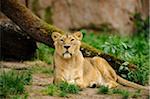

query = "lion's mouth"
[63, 51, 72, 59]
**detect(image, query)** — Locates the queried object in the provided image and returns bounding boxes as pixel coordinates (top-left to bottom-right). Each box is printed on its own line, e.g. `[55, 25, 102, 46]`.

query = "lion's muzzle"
[63, 51, 72, 59]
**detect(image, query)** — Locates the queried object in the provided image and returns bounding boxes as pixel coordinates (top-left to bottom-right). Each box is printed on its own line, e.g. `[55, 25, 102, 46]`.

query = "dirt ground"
[0, 61, 149, 99]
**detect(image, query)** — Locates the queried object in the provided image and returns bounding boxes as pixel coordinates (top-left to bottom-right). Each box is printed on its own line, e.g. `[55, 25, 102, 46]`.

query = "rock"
[0, 20, 37, 60]
[29, 0, 149, 35]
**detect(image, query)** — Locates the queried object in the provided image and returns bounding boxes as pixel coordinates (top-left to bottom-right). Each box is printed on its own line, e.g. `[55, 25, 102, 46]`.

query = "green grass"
[0, 70, 32, 98]
[98, 86, 142, 99]
[42, 82, 80, 97]
[98, 85, 109, 94]
[43, 84, 60, 96]
[57, 81, 80, 94]
[112, 89, 130, 99]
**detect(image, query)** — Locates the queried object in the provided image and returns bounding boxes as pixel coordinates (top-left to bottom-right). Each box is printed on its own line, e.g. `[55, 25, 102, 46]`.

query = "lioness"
[52, 31, 148, 90]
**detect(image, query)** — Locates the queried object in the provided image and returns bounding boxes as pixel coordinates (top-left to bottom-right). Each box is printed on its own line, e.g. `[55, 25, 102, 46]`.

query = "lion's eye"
[71, 39, 74, 41]
[60, 39, 63, 42]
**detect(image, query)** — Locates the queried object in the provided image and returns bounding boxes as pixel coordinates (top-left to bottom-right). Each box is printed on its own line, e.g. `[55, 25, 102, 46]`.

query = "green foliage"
[57, 82, 80, 94]
[133, 13, 149, 39]
[98, 86, 109, 94]
[0, 70, 32, 98]
[36, 43, 54, 64]
[82, 32, 135, 61]
[59, 91, 68, 97]
[112, 89, 130, 99]
[42, 82, 80, 97]
[81, 30, 149, 85]
[43, 84, 60, 96]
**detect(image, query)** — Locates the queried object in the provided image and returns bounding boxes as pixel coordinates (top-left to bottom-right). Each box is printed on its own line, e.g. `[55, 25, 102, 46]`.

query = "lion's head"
[52, 32, 83, 59]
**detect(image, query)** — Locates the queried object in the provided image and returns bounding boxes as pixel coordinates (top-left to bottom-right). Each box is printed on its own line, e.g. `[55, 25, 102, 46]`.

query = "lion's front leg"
[53, 76, 65, 84]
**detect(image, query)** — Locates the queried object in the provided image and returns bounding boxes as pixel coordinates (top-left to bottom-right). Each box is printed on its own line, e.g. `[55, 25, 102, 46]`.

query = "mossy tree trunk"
[1, 0, 136, 74]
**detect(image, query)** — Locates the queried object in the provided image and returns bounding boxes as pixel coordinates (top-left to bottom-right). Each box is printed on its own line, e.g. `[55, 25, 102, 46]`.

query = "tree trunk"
[0, 0, 136, 74]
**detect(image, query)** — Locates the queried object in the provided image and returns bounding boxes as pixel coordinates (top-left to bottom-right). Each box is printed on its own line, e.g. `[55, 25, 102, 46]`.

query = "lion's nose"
[64, 45, 70, 49]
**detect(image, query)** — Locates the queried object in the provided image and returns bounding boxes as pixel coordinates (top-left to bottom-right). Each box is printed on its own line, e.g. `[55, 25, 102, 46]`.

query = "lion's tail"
[117, 75, 149, 90]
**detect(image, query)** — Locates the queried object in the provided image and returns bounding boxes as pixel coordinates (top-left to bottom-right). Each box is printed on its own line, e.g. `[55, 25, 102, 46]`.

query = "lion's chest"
[54, 52, 84, 83]
[55, 60, 83, 83]
[63, 67, 80, 81]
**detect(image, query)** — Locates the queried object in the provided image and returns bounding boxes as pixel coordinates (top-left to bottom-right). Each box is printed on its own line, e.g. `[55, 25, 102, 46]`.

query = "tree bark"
[0, 0, 136, 73]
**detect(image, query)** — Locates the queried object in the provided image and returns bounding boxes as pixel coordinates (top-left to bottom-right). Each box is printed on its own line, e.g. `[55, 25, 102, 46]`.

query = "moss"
[41, 21, 65, 35]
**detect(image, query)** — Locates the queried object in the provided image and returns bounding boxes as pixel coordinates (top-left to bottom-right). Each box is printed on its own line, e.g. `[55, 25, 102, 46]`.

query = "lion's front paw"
[68, 80, 75, 84]
[77, 83, 86, 89]
[106, 81, 119, 88]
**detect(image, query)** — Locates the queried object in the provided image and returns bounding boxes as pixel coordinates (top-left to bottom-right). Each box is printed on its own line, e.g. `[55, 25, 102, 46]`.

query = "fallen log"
[0, 0, 136, 75]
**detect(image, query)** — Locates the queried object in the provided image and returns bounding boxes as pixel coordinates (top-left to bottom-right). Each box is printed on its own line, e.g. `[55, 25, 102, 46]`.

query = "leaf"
[121, 42, 128, 49]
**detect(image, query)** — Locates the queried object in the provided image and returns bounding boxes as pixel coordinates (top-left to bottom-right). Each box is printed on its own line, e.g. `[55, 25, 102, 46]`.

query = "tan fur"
[52, 32, 148, 90]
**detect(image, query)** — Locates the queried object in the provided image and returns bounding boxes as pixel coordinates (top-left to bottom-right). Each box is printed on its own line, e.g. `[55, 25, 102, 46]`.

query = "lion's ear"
[52, 32, 62, 41]
[73, 32, 83, 40]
